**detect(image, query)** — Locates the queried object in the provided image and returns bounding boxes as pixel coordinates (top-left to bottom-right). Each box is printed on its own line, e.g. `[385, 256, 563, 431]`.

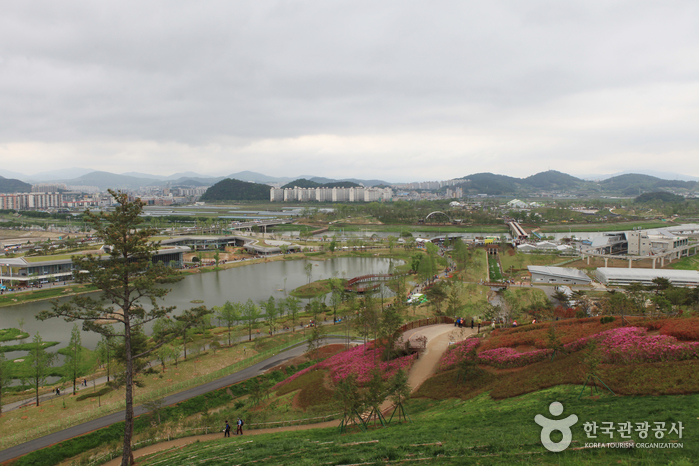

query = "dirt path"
[102, 324, 472, 465]
[101, 420, 342, 466]
[406, 324, 475, 394]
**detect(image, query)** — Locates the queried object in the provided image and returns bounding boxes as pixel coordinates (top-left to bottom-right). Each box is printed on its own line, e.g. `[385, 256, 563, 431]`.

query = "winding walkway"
[108, 324, 470, 466]
[1, 324, 471, 464]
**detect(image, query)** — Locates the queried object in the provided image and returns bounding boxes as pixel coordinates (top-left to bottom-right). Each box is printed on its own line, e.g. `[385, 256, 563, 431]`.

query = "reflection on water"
[0, 257, 399, 351]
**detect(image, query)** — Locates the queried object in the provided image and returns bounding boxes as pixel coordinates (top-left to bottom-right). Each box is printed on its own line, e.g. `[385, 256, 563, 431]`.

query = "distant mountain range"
[448, 170, 698, 196]
[0, 167, 697, 197]
[0, 168, 390, 190]
[579, 170, 699, 182]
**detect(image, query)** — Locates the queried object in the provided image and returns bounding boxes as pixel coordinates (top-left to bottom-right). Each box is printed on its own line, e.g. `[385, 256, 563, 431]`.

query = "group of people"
[223, 418, 244, 437]
[454, 317, 481, 332]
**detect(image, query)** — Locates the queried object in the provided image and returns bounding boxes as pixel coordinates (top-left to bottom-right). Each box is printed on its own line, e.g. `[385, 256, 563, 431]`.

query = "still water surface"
[0, 257, 397, 351]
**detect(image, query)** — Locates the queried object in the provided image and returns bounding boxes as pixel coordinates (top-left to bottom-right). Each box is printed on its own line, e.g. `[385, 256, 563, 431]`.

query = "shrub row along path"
[99, 324, 471, 466]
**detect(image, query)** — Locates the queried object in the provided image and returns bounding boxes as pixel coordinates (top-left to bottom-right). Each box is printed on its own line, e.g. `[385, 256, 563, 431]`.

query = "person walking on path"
[236, 418, 244, 435]
[224, 421, 231, 437]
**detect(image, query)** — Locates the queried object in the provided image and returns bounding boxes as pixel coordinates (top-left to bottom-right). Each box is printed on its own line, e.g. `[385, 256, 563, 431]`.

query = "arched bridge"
[424, 211, 452, 223]
[345, 273, 408, 293]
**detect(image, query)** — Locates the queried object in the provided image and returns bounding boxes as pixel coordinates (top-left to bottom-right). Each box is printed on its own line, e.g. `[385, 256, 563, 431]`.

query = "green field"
[488, 255, 503, 281]
[137, 387, 697, 465]
[499, 251, 573, 274]
[670, 255, 699, 271]
[538, 220, 670, 233]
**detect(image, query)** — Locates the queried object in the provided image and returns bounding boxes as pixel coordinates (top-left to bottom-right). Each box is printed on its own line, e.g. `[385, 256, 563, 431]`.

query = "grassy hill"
[200, 178, 270, 201]
[16, 314, 699, 466]
[134, 389, 696, 465]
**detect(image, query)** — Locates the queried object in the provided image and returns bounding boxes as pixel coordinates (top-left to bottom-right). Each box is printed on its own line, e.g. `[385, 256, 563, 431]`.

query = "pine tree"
[37, 190, 209, 466]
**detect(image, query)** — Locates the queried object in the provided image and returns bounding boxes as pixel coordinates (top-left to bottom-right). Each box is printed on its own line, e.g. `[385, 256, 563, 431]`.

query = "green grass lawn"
[538, 220, 670, 233]
[138, 386, 697, 465]
[0, 327, 29, 342]
[24, 254, 78, 262]
[453, 248, 487, 282]
[500, 252, 568, 274]
[670, 255, 699, 271]
[488, 255, 503, 281]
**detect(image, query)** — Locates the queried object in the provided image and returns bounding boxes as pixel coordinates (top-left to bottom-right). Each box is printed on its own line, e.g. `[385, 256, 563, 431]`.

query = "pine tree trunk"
[122, 320, 135, 466]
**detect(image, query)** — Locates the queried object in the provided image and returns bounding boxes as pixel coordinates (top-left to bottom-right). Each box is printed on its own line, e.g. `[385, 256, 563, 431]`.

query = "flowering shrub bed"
[274, 344, 417, 390]
[659, 318, 699, 341]
[482, 318, 621, 351]
[593, 327, 699, 364]
[477, 347, 551, 369]
[439, 338, 480, 371]
[443, 324, 699, 371]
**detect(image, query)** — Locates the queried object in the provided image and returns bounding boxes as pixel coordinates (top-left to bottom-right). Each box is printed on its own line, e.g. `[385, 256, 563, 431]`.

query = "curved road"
[0, 337, 352, 464]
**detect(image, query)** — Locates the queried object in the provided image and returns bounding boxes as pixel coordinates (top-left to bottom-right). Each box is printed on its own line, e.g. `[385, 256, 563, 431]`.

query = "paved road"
[0, 337, 353, 464]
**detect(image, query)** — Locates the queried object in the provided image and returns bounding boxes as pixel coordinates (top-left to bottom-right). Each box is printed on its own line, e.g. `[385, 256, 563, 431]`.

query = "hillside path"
[102, 324, 476, 465]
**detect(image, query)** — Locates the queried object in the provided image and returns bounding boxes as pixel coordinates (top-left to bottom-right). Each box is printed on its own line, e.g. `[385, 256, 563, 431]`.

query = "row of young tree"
[0, 321, 151, 414]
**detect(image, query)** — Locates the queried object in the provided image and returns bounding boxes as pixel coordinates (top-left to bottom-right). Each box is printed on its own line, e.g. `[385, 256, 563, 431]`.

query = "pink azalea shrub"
[592, 327, 699, 364]
[274, 344, 418, 390]
[439, 338, 480, 371]
[477, 347, 551, 369]
[440, 326, 699, 371]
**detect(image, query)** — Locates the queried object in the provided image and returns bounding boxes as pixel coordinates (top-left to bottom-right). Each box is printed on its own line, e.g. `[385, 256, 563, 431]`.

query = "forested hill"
[199, 178, 270, 201]
[523, 170, 582, 188]
[454, 173, 520, 195]
[280, 178, 361, 189]
[635, 192, 685, 203]
[452, 170, 584, 195]
[0, 176, 32, 193]
[600, 174, 698, 195]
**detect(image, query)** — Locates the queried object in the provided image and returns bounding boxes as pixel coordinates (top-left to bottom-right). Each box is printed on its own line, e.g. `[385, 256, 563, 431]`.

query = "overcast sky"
[1, 1, 698, 182]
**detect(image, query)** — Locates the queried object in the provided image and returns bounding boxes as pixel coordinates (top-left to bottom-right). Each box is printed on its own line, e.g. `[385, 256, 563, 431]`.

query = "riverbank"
[0, 283, 100, 309]
[0, 249, 410, 309]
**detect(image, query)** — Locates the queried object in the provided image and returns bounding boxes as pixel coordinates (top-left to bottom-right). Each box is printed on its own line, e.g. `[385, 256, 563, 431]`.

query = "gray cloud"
[0, 1, 697, 180]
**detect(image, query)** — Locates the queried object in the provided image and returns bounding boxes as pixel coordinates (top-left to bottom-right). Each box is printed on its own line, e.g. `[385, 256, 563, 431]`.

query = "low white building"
[595, 268, 699, 287]
[528, 266, 592, 285]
